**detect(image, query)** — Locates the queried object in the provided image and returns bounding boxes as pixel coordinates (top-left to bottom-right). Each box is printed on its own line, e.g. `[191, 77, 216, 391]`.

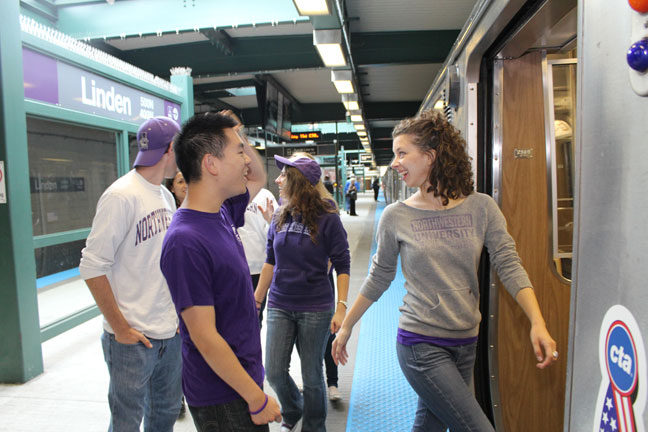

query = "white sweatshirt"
[238, 188, 278, 275]
[79, 170, 178, 339]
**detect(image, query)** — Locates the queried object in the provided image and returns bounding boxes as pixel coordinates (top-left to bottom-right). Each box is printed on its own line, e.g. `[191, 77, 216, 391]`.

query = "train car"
[384, 0, 648, 430]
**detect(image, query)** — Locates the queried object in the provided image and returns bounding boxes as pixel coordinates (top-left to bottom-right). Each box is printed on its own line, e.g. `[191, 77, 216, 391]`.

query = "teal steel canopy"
[55, 0, 308, 39]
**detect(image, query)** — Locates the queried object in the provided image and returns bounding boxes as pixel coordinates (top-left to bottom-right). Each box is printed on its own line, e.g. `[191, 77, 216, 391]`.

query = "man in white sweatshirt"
[79, 116, 182, 432]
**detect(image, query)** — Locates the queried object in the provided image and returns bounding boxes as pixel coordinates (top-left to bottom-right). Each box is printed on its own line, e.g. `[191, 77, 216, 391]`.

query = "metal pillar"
[0, 0, 44, 382]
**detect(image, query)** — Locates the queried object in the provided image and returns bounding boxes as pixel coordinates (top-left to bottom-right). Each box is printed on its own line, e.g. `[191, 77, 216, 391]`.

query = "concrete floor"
[0, 192, 380, 432]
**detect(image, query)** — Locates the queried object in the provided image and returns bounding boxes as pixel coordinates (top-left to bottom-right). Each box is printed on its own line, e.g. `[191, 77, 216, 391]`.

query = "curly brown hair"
[392, 109, 474, 205]
[276, 166, 337, 244]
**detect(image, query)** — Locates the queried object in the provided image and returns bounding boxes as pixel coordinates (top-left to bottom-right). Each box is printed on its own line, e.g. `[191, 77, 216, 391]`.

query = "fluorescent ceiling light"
[314, 30, 346, 67]
[293, 0, 330, 15]
[357, 131, 367, 137]
[343, 100, 359, 110]
[334, 80, 354, 93]
[434, 99, 445, 110]
[331, 70, 354, 94]
[316, 44, 346, 67]
[350, 114, 363, 122]
[342, 93, 359, 111]
[354, 124, 365, 131]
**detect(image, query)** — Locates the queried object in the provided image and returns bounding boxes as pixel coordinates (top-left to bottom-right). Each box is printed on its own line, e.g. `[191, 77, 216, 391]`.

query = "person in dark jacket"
[371, 177, 380, 201]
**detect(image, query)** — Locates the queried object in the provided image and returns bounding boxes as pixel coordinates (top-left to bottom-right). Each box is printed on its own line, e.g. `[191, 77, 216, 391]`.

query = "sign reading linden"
[22, 47, 181, 124]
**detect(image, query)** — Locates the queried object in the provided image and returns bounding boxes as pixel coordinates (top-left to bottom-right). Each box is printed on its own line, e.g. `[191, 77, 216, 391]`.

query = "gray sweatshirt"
[360, 192, 532, 339]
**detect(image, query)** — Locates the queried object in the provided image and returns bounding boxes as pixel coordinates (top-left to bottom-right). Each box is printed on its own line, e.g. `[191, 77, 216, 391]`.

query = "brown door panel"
[496, 51, 570, 432]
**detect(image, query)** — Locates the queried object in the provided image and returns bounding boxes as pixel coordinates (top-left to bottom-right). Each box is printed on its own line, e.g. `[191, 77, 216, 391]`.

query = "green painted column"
[0, 0, 43, 382]
[117, 130, 130, 176]
[170, 68, 194, 125]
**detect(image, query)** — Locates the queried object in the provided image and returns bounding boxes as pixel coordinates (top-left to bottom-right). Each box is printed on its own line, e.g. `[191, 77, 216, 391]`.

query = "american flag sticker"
[594, 305, 646, 432]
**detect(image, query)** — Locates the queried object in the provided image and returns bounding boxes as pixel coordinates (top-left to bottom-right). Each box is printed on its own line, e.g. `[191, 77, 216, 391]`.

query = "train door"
[482, 2, 577, 431]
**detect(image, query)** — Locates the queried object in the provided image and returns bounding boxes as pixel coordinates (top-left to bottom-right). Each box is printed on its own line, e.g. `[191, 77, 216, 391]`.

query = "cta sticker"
[595, 305, 646, 432]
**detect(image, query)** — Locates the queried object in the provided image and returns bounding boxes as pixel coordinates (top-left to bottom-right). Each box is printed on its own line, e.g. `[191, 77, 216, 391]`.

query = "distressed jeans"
[101, 331, 182, 432]
[265, 308, 333, 432]
[396, 341, 495, 432]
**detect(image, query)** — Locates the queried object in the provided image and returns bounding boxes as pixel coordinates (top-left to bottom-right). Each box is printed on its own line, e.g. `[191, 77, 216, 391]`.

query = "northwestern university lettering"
[135, 208, 174, 246]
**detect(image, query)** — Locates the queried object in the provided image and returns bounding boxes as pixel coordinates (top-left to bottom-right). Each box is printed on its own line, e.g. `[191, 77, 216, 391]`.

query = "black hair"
[174, 112, 238, 184]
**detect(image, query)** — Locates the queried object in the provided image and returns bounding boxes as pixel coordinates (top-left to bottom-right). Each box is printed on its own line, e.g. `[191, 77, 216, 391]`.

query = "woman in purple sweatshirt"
[254, 155, 350, 432]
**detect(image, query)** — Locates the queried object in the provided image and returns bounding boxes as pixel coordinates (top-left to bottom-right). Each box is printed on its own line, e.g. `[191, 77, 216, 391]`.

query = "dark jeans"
[251, 274, 267, 329]
[265, 308, 333, 432]
[189, 399, 269, 432]
[349, 198, 357, 215]
[396, 342, 494, 432]
[373, 187, 379, 201]
[324, 333, 338, 387]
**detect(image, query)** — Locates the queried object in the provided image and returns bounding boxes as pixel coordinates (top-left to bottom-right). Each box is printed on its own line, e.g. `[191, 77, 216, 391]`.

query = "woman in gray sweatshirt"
[332, 110, 558, 432]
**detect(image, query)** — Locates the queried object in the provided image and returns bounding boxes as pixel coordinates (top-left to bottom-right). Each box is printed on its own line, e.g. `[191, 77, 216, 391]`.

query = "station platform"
[0, 192, 416, 432]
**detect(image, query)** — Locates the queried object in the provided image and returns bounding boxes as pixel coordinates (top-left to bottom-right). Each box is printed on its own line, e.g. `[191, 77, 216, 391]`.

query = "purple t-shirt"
[266, 210, 350, 311]
[160, 191, 264, 407]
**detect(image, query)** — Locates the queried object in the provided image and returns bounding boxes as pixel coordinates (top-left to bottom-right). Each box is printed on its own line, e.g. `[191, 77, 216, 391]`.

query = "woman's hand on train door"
[530, 323, 558, 369]
[332, 326, 352, 366]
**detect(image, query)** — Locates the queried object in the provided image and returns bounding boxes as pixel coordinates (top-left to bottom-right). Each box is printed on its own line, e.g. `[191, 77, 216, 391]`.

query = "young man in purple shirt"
[160, 112, 281, 431]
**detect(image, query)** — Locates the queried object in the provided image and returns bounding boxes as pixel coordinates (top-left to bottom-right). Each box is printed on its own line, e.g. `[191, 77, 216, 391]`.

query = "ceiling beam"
[109, 31, 460, 78]
[352, 31, 460, 66]
[118, 35, 320, 78]
[201, 29, 234, 56]
[194, 79, 259, 92]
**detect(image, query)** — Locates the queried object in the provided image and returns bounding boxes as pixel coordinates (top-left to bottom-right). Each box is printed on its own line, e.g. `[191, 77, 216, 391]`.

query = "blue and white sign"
[594, 305, 646, 432]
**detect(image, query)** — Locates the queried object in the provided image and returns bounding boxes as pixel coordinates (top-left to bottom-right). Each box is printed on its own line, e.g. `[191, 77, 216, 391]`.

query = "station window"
[27, 117, 118, 236]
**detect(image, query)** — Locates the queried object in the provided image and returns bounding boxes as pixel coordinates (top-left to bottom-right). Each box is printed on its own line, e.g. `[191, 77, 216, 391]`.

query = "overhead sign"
[360, 153, 373, 162]
[594, 305, 646, 432]
[290, 131, 321, 141]
[22, 47, 181, 124]
[284, 146, 317, 157]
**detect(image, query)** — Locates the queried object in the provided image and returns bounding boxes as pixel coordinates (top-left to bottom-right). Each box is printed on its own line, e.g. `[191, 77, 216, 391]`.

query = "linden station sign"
[22, 47, 181, 124]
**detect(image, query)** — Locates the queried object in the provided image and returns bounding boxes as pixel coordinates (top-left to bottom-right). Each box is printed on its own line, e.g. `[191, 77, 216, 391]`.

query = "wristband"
[249, 394, 268, 415]
[338, 300, 348, 309]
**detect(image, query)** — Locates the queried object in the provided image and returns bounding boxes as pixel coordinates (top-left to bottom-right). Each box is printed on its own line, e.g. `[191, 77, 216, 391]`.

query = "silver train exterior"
[383, 0, 648, 431]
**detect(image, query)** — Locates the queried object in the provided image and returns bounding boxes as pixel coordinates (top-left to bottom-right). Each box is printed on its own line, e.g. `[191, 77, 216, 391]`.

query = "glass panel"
[546, 57, 577, 282]
[551, 63, 576, 256]
[27, 117, 118, 236]
[35, 240, 96, 328]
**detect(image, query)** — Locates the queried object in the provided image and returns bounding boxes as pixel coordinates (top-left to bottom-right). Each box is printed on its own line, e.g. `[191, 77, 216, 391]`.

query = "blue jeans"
[189, 398, 269, 432]
[396, 342, 495, 432]
[265, 308, 333, 432]
[101, 331, 182, 432]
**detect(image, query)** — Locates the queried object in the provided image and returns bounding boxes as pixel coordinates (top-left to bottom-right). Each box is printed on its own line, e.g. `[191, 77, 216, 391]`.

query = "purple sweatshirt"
[266, 210, 350, 311]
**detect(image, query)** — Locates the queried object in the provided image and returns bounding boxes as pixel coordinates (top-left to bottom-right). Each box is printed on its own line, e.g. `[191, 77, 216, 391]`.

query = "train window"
[27, 117, 118, 237]
[543, 56, 577, 281]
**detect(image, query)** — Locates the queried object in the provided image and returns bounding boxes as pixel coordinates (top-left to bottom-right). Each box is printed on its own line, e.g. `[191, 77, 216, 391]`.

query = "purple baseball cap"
[274, 155, 322, 185]
[133, 117, 181, 168]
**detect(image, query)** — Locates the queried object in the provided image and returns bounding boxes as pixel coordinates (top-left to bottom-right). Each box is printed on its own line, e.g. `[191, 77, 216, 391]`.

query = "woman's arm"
[332, 294, 374, 365]
[254, 263, 274, 308]
[515, 287, 558, 369]
[330, 273, 349, 333]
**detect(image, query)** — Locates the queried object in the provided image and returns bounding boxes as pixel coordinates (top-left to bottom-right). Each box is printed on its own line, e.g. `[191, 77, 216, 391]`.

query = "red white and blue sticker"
[595, 305, 646, 432]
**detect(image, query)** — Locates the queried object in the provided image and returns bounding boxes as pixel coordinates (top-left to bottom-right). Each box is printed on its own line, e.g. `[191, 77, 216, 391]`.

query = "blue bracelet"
[249, 394, 268, 415]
